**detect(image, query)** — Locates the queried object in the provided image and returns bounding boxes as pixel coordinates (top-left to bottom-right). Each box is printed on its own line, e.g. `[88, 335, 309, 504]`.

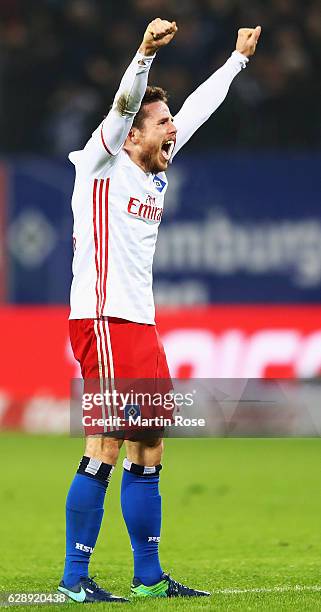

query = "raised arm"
[77, 19, 178, 170]
[172, 26, 261, 158]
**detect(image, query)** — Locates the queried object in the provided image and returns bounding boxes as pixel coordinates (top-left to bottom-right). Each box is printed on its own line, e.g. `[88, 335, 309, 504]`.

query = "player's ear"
[128, 127, 140, 144]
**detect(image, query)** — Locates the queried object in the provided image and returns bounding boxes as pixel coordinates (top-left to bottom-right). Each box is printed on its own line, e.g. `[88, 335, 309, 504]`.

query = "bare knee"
[125, 437, 164, 466]
[85, 436, 123, 465]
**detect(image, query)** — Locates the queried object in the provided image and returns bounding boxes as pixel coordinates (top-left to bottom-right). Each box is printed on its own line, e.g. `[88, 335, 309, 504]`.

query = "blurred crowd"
[0, 0, 320, 155]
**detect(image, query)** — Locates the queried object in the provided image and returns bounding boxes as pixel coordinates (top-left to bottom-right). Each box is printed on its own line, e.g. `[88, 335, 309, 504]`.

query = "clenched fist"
[236, 26, 261, 57]
[139, 18, 178, 56]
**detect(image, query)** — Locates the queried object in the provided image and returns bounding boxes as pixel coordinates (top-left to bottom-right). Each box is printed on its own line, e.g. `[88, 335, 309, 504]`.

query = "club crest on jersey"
[153, 175, 166, 193]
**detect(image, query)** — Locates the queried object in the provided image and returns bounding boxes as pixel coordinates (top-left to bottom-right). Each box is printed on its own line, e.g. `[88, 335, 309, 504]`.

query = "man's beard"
[140, 145, 166, 174]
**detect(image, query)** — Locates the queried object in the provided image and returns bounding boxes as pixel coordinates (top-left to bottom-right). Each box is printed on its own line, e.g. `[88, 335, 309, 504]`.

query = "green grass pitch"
[1, 434, 321, 610]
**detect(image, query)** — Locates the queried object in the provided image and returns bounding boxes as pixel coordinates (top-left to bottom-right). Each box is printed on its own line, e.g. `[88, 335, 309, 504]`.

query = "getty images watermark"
[70, 378, 321, 437]
[80, 387, 205, 430]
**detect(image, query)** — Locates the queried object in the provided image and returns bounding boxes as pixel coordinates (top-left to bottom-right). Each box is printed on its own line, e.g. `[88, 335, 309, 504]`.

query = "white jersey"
[69, 49, 248, 324]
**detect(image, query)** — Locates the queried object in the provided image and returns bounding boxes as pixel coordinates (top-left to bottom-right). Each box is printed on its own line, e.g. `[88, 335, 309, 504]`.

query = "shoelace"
[164, 574, 192, 596]
[81, 577, 105, 594]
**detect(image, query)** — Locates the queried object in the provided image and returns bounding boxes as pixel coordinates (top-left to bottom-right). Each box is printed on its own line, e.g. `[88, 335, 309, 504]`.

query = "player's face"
[138, 101, 177, 174]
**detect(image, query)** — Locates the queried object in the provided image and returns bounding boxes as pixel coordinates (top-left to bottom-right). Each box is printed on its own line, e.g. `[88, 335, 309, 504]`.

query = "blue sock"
[121, 459, 163, 586]
[62, 457, 114, 588]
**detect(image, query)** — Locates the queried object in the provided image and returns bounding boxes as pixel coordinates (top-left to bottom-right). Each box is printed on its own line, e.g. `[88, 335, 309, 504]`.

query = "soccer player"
[58, 18, 261, 603]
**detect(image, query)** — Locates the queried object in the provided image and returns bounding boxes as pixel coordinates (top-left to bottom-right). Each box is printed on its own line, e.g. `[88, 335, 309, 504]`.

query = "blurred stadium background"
[0, 0, 321, 434]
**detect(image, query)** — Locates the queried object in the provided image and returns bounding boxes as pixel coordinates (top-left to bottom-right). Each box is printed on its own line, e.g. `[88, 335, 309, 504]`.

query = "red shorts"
[69, 317, 173, 436]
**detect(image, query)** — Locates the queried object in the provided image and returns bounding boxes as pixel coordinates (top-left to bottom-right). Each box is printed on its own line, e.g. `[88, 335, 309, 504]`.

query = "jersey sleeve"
[171, 51, 248, 159]
[71, 50, 156, 173]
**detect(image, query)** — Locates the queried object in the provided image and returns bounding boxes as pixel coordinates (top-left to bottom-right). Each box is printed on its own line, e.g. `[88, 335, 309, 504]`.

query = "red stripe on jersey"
[100, 178, 110, 315]
[92, 179, 100, 318]
[101, 125, 114, 155]
[93, 178, 110, 319]
[98, 179, 104, 317]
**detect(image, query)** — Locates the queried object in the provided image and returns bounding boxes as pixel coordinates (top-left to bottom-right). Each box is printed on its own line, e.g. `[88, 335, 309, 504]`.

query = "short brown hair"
[133, 85, 168, 130]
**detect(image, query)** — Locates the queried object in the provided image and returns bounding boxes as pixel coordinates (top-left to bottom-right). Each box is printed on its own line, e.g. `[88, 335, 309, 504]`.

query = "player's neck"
[123, 147, 151, 175]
